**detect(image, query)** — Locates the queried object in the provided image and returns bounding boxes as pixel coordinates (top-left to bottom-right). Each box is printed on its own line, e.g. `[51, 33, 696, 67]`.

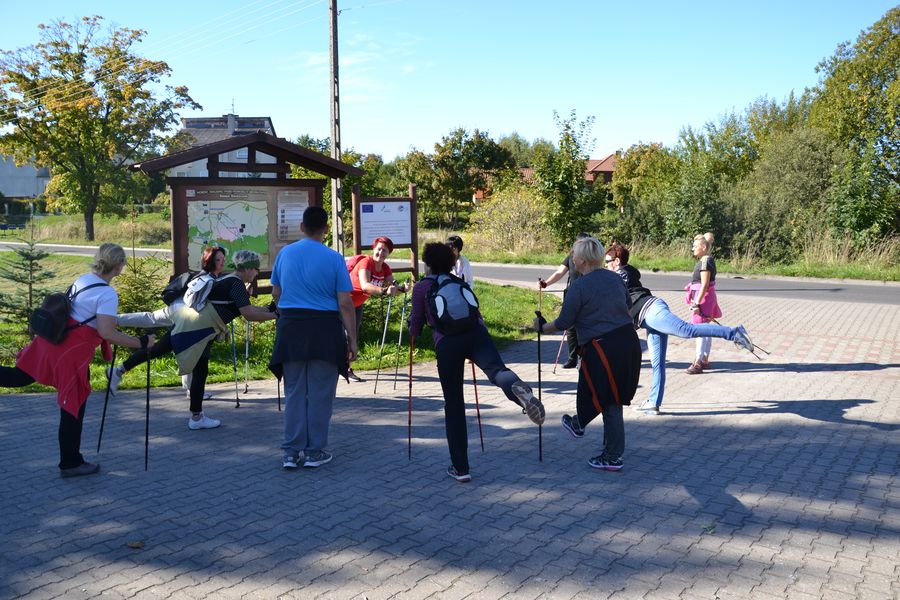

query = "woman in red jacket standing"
[0, 244, 153, 477]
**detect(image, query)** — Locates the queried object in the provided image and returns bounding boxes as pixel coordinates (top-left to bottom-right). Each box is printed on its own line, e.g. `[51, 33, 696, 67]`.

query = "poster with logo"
[358, 200, 412, 246]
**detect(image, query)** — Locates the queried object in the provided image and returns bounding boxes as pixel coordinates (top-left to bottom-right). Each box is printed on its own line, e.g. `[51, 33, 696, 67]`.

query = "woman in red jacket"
[0, 244, 153, 478]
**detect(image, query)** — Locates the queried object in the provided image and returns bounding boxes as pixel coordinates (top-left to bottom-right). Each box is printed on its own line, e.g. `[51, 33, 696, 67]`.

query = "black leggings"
[123, 332, 173, 370]
[0, 365, 36, 387]
[0, 365, 88, 469]
[122, 333, 213, 414]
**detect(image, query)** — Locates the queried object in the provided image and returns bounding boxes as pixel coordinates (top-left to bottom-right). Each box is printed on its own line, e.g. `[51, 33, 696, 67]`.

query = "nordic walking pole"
[230, 322, 240, 408]
[536, 280, 543, 461]
[144, 346, 151, 471]
[552, 331, 567, 374]
[393, 290, 409, 391]
[536, 309, 544, 463]
[244, 320, 250, 393]
[408, 336, 414, 460]
[709, 316, 770, 358]
[96, 345, 118, 453]
[471, 361, 485, 453]
[373, 292, 394, 394]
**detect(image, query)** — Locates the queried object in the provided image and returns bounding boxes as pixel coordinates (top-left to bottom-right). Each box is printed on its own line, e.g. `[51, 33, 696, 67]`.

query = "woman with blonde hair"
[0, 243, 153, 477]
[685, 232, 722, 374]
[532, 236, 641, 471]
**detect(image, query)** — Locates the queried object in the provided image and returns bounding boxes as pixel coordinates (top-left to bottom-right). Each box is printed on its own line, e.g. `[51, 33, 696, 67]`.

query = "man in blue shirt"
[270, 206, 357, 470]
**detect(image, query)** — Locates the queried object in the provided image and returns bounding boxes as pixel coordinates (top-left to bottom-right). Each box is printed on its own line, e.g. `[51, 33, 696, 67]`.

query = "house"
[0, 155, 49, 200]
[169, 114, 278, 179]
[585, 152, 619, 185]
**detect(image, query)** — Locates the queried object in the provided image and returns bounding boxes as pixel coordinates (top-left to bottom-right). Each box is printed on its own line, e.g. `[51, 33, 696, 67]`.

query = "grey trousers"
[281, 359, 338, 454]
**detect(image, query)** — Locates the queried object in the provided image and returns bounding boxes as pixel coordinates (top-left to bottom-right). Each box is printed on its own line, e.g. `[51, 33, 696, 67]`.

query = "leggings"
[0, 365, 88, 469]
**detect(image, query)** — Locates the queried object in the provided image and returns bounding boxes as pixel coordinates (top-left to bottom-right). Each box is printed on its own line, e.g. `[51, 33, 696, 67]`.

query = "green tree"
[809, 7, 900, 187]
[723, 127, 841, 261]
[0, 16, 199, 240]
[431, 128, 515, 229]
[498, 132, 556, 168]
[0, 234, 56, 334]
[534, 111, 603, 248]
[609, 142, 679, 243]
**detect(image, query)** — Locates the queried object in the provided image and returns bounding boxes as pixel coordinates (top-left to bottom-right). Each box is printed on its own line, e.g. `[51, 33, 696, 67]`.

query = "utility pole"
[329, 0, 344, 254]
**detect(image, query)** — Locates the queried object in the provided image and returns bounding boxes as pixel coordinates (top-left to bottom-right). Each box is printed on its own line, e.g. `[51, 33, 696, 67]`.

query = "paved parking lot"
[1, 287, 897, 599]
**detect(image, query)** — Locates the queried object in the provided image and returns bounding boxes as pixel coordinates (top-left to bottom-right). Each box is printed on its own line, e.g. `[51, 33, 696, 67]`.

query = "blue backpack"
[426, 274, 479, 335]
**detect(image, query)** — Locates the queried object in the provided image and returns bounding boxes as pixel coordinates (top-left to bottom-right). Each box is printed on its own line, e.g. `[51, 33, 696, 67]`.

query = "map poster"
[358, 200, 413, 246]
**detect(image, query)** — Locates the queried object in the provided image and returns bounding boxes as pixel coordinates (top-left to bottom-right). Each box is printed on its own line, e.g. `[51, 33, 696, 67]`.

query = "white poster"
[359, 201, 412, 246]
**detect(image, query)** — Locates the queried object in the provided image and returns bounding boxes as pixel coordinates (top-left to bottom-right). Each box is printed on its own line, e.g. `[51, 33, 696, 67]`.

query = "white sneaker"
[188, 414, 221, 430]
[106, 365, 125, 395]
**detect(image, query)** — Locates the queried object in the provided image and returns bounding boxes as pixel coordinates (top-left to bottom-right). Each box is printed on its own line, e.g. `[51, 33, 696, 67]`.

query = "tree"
[0, 16, 199, 240]
[497, 132, 556, 168]
[809, 7, 900, 187]
[609, 142, 679, 244]
[0, 233, 56, 334]
[534, 111, 603, 248]
[722, 127, 841, 261]
[431, 128, 515, 229]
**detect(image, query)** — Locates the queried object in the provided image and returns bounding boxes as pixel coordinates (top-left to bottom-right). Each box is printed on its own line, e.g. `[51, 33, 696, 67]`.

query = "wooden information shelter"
[131, 131, 363, 292]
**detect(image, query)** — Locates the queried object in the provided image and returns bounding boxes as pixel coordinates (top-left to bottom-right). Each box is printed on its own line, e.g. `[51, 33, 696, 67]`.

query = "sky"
[1, 1, 896, 161]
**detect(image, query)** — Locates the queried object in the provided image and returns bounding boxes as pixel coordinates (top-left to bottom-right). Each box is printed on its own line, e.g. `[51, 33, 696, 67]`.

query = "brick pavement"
[0, 288, 897, 599]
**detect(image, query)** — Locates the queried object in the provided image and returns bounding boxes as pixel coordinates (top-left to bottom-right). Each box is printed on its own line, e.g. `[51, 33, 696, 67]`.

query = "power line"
[0, 0, 326, 123]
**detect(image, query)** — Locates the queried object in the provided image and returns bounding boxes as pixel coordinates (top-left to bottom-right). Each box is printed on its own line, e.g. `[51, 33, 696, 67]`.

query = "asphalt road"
[3, 241, 896, 305]
[474, 262, 900, 306]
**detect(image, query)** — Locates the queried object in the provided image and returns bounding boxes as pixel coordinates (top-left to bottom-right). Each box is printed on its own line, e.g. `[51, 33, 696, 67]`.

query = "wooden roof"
[130, 131, 364, 179]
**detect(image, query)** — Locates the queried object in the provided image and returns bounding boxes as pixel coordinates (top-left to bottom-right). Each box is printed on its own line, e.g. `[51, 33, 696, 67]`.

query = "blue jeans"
[642, 299, 736, 408]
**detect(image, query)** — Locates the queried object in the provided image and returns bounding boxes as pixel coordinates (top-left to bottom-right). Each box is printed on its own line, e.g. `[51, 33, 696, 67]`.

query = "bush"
[467, 183, 554, 254]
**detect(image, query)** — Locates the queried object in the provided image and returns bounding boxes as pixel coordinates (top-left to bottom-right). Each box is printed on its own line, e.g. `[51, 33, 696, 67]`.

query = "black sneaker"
[447, 466, 471, 482]
[346, 370, 364, 383]
[303, 450, 333, 468]
[60, 462, 101, 478]
[588, 454, 623, 471]
[562, 358, 578, 369]
[561, 414, 585, 438]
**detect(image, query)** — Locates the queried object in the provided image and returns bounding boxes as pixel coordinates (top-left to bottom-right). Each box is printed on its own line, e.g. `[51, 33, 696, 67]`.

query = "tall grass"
[27, 213, 171, 247]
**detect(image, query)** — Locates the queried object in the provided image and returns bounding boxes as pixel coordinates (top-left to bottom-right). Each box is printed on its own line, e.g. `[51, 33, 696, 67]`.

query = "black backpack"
[426, 274, 480, 335]
[161, 271, 199, 305]
[30, 282, 109, 344]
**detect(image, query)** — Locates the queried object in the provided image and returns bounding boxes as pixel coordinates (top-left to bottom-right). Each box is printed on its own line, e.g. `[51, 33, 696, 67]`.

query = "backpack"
[182, 273, 217, 311]
[183, 273, 243, 312]
[345, 254, 367, 274]
[426, 274, 480, 335]
[30, 282, 109, 344]
[161, 271, 199, 305]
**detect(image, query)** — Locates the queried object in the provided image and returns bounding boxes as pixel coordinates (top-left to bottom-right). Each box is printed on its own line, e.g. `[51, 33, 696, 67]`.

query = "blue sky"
[1, 1, 896, 161]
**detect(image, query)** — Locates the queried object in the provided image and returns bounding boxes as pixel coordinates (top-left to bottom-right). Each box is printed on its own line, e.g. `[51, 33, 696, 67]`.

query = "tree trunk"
[84, 206, 96, 241]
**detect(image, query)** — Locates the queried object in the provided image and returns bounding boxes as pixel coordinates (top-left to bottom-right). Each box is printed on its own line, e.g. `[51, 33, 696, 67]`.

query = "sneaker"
[185, 390, 213, 400]
[635, 401, 660, 415]
[303, 450, 333, 468]
[346, 370, 364, 383]
[561, 414, 585, 438]
[60, 461, 101, 478]
[511, 381, 545, 425]
[106, 365, 125, 395]
[733, 325, 753, 353]
[188, 414, 221, 430]
[282, 453, 300, 470]
[588, 454, 624, 471]
[685, 361, 703, 375]
[700, 359, 711, 369]
[562, 358, 578, 369]
[447, 465, 472, 482]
